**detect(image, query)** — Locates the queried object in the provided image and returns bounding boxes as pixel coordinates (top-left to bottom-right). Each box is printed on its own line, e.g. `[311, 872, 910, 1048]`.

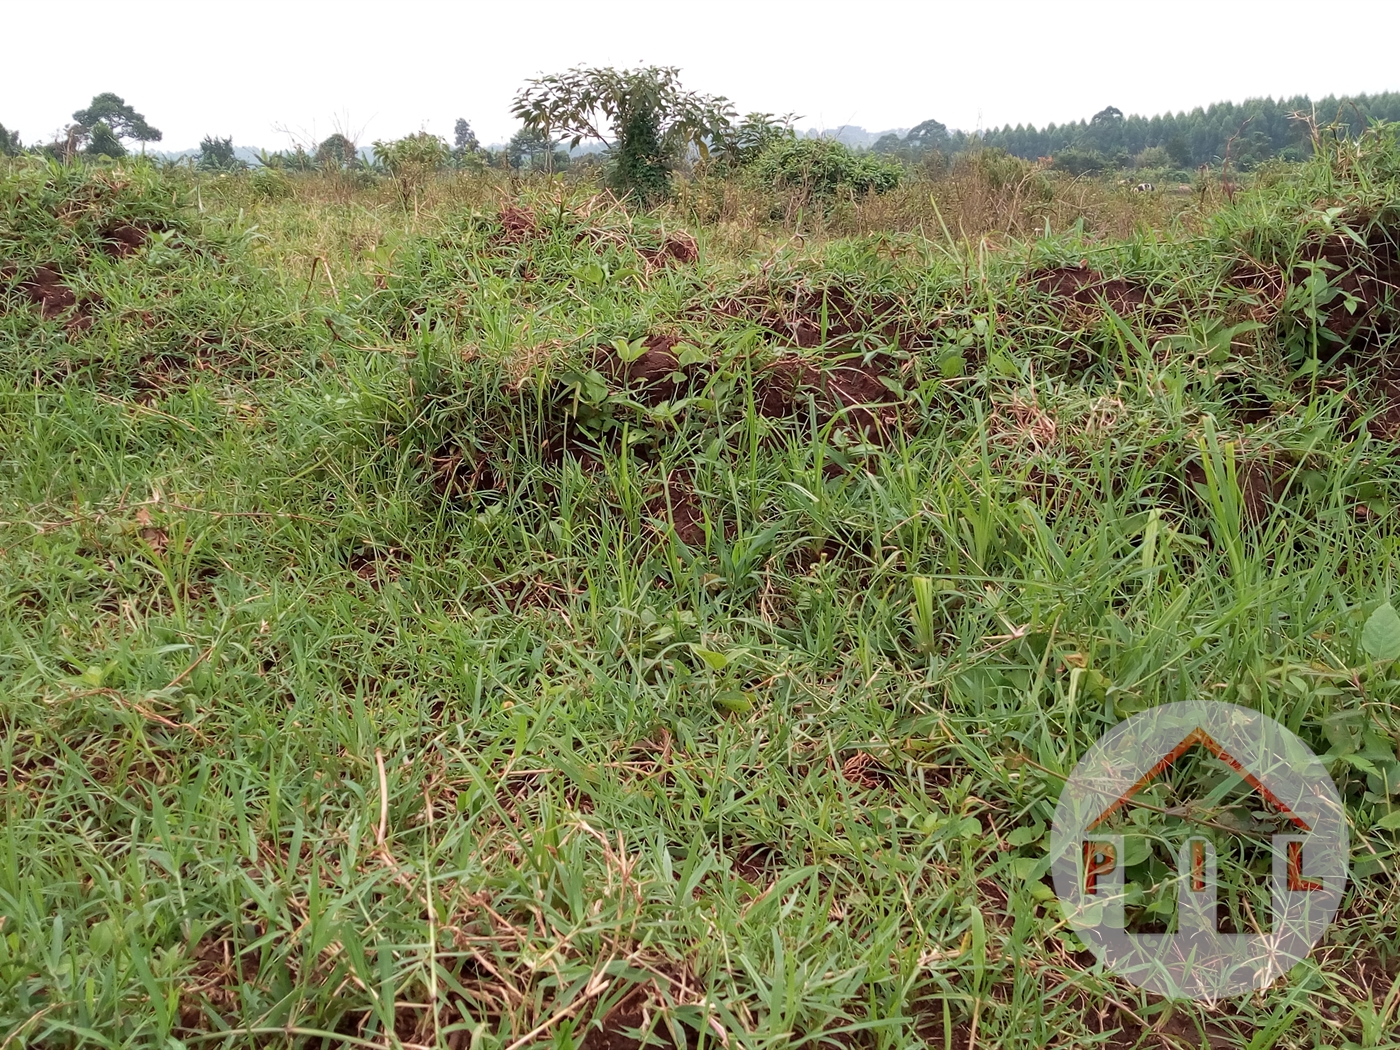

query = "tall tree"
[512, 65, 734, 202]
[505, 127, 566, 171]
[85, 122, 127, 158]
[0, 123, 20, 156]
[453, 118, 478, 152]
[904, 118, 950, 152]
[72, 93, 161, 151]
[314, 133, 357, 169]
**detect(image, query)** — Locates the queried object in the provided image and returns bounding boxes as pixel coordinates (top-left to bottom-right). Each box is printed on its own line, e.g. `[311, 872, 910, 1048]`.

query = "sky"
[4, 0, 1399, 152]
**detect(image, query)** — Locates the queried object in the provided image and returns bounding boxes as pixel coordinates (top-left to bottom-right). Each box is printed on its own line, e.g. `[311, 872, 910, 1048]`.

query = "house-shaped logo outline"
[1080, 725, 1323, 930]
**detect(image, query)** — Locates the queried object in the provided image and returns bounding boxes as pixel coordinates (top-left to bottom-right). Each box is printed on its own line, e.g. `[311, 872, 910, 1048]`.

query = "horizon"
[4, 0, 1400, 153]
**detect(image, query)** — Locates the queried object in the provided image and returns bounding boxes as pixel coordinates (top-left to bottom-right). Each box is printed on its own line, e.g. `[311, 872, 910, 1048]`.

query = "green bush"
[751, 137, 901, 204]
[373, 132, 450, 211]
[249, 166, 292, 200]
[1051, 148, 1110, 175]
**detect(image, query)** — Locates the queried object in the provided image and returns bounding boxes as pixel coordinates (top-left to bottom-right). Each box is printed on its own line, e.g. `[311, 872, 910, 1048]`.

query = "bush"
[249, 166, 292, 200]
[1051, 148, 1109, 176]
[751, 137, 902, 206]
[1134, 145, 1171, 169]
[373, 132, 451, 212]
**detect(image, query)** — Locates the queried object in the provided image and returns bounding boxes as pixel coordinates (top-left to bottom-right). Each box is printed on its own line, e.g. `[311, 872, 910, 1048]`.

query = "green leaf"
[691, 646, 730, 671]
[714, 689, 752, 714]
[1374, 810, 1400, 830]
[1362, 602, 1400, 661]
[1006, 820, 1045, 847]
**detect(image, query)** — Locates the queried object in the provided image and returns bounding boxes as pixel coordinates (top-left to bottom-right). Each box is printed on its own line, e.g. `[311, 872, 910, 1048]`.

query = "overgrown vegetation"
[3, 113, 1400, 1050]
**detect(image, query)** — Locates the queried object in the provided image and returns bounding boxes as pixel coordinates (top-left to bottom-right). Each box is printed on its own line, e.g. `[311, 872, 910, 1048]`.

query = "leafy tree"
[904, 118, 950, 153]
[72, 93, 161, 151]
[314, 133, 358, 169]
[453, 118, 478, 152]
[85, 122, 127, 159]
[1134, 145, 1171, 169]
[712, 112, 795, 170]
[1164, 134, 1191, 168]
[512, 65, 734, 203]
[505, 127, 568, 172]
[0, 123, 20, 156]
[960, 92, 1400, 169]
[197, 135, 245, 171]
[373, 132, 450, 212]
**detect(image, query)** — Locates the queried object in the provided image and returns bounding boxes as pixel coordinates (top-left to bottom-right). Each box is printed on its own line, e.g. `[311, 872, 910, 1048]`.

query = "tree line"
[874, 93, 1400, 173]
[7, 85, 1400, 200]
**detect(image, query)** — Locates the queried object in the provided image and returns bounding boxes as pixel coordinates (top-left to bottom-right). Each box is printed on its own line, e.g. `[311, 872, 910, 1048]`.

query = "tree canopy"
[453, 118, 478, 152]
[72, 93, 161, 148]
[512, 65, 734, 202]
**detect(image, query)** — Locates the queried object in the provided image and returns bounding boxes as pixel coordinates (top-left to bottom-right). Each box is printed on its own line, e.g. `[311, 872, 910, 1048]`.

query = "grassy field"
[2, 136, 1400, 1049]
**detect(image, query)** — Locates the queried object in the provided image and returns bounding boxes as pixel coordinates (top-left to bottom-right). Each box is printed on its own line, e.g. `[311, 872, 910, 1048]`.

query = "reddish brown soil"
[602, 333, 690, 405]
[497, 205, 540, 244]
[1224, 258, 1288, 324]
[645, 475, 706, 546]
[640, 230, 699, 267]
[428, 443, 499, 498]
[102, 223, 148, 258]
[1031, 263, 1148, 312]
[1297, 231, 1400, 345]
[17, 265, 77, 317]
[757, 352, 901, 436]
[176, 933, 260, 1032]
[1181, 454, 1290, 524]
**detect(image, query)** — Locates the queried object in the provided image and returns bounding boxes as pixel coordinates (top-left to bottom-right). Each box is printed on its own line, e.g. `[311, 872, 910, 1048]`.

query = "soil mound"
[1296, 232, 1400, 346]
[497, 206, 540, 244]
[101, 223, 148, 258]
[1031, 264, 1147, 312]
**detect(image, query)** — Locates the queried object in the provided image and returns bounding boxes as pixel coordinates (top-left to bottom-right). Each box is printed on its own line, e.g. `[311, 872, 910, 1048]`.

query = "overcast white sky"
[4, 0, 1399, 151]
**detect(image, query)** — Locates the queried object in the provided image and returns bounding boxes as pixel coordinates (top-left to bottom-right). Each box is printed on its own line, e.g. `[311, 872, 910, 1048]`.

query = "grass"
[2, 135, 1400, 1049]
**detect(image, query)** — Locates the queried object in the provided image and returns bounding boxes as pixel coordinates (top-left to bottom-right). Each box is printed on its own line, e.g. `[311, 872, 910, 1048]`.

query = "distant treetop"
[72, 93, 162, 147]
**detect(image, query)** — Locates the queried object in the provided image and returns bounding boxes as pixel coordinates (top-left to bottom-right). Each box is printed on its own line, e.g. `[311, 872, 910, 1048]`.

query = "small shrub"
[250, 166, 292, 200]
[751, 137, 901, 215]
[374, 132, 450, 212]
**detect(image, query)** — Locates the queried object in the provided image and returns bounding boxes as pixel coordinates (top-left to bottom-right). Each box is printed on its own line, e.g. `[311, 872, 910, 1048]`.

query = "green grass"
[2, 139, 1400, 1049]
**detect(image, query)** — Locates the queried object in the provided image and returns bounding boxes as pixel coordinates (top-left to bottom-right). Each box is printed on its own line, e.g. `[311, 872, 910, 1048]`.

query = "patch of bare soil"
[757, 352, 902, 437]
[1, 263, 101, 337]
[177, 932, 260, 1032]
[644, 475, 706, 546]
[1297, 231, 1400, 346]
[429, 442, 500, 499]
[1224, 258, 1288, 325]
[102, 222, 148, 258]
[639, 230, 699, 268]
[582, 982, 691, 1049]
[1087, 1004, 1253, 1050]
[602, 333, 689, 405]
[497, 205, 541, 244]
[1179, 453, 1291, 524]
[1031, 263, 1149, 313]
[347, 545, 405, 590]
